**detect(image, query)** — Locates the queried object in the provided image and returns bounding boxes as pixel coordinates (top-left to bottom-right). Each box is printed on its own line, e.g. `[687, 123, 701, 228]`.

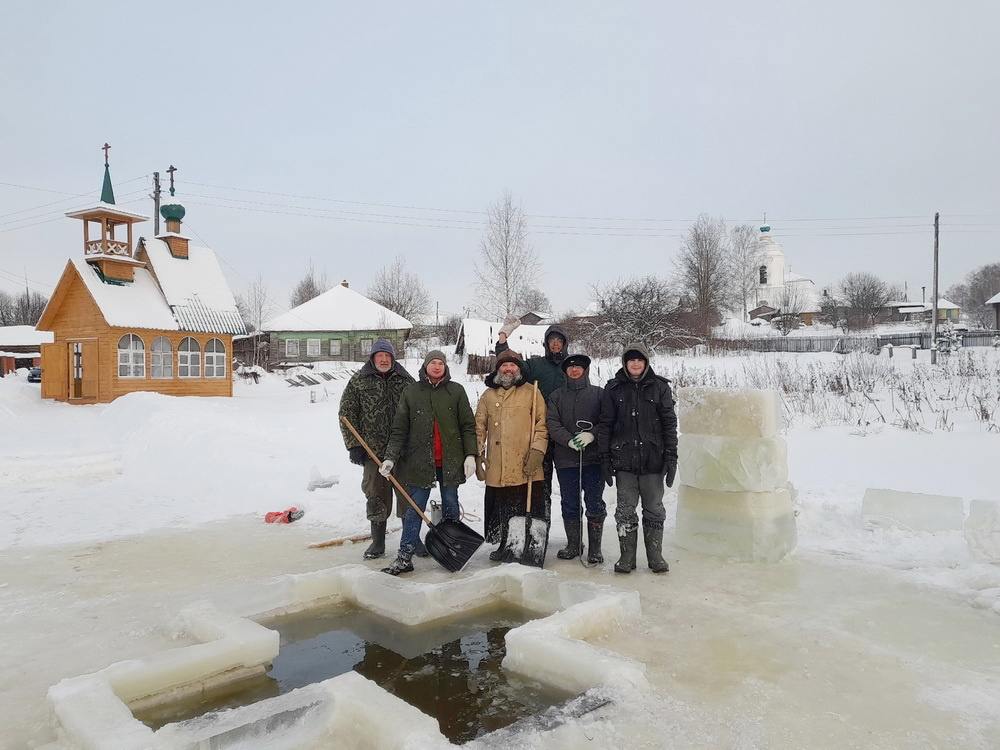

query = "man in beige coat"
[475, 349, 548, 561]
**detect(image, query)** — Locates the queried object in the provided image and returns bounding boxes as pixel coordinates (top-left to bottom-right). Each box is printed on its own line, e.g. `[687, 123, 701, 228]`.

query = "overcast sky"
[1, 0, 998, 319]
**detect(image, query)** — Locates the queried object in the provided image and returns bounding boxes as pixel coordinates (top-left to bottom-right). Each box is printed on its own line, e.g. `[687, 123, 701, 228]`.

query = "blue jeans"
[401, 467, 460, 555]
[556, 464, 606, 521]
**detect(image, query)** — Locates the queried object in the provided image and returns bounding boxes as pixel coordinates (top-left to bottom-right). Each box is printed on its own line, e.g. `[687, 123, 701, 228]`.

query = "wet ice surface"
[3, 517, 999, 749]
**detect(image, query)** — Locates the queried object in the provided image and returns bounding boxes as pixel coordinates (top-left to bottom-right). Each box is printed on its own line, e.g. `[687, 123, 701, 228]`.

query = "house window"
[205, 338, 226, 378]
[306, 338, 321, 356]
[759, 265, 768, 285]
[285, 339, 300, 357]
[151, 337, 173, 378]
[360, 338, 373, 356]
[117, 334, 145, 378]
[329, 339, 342, 356]
[179, 337, 201, 378]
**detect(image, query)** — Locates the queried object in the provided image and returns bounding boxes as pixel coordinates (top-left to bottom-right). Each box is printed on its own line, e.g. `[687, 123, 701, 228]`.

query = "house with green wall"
[261, 281, 411, 368]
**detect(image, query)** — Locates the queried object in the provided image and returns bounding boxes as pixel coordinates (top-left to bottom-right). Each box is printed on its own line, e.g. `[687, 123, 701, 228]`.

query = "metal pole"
[931, 212, 940, 364]
[151, 172, 161, 235]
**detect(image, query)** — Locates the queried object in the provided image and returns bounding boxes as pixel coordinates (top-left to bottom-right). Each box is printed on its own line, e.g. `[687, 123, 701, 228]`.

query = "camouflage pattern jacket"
[339, 361, 415, 456]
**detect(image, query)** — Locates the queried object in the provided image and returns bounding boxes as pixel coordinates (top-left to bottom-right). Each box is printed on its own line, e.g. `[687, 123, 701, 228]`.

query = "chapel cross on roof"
[102, 142, 111, 166]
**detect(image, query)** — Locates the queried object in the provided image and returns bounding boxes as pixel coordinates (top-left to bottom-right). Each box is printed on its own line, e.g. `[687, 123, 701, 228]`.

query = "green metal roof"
[100, 164, 115, 204]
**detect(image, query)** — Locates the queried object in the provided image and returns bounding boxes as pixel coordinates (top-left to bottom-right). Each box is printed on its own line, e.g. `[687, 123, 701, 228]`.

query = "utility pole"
[151, 172, 161, 235]
[436, 301, 439, 328]
[931, 212, 940, 364]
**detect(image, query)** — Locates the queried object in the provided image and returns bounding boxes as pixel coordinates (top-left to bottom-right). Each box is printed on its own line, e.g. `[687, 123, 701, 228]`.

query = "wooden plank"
[81, 340, 99, 399]
[40, 343, 67, 400]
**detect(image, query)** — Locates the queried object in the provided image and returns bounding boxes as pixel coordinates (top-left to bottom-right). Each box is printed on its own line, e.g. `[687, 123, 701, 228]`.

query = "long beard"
[495, 371, 523, 388]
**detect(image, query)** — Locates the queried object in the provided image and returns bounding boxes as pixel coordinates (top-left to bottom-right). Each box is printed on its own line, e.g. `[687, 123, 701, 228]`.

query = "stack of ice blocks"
[674, 387, 797, 562]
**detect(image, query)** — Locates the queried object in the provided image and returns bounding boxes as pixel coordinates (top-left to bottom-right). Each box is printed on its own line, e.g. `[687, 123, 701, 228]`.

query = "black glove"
[664, 461, 677, 488]
[348, 446, 367, 466]
[601, 456, 614, 487]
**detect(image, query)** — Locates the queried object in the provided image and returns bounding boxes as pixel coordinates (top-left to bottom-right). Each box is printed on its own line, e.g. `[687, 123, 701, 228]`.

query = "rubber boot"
[614, 525, 638, 573]
[363, 520, 386, 560]
[412, 536, 429, 558]
[489, 525, 510, 562]
[643, 523, 669, 573]
[556, 518, 583, 559]
[587, 516, 605, 564]
[381, 548, 414, 576]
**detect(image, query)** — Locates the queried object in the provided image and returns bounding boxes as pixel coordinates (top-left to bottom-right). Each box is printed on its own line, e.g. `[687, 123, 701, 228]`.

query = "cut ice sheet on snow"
[306, 465, 339, 492]
[964, 499, 1000, 562]
[862, 488, 965, 532]
[677, 387, 785, 438]
[678, 434, 788, 493]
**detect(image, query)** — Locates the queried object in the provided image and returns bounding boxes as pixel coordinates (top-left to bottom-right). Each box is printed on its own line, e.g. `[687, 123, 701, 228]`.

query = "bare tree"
[0, 290, 15, 326]
[290, 261, 329, 308]
[474, 191, 540, 320]
[947, 262, 1000, 328]
[367, 256, 431, 322]
[676, 215, 730, 333]
[840, 271, 892, 328]
[586, 275, 695, 354]
[0, 289, 47, 325]
[773, 283, 806, 336]
[518, 288, 551, 315]
[726, 223, 761, 321]
[440, 314, 462, 346]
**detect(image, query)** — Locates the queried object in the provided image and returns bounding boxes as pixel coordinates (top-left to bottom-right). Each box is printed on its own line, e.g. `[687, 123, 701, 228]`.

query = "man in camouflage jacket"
[339, 338, 415, 559]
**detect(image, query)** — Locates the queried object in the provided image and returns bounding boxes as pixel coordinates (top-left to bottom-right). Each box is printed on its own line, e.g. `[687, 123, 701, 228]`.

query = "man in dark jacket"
[378, 351, 478, 575]
[546, 354, 607, 564]
[338, 339, 415, 560]
[496, 323, 569, 520]
[598, 343, 677, 574]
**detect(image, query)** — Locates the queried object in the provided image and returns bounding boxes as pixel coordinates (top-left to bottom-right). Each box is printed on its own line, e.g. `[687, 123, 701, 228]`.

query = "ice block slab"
[678, 387, 784, 438]
[679, 434, 788, 492]
[674, 484, 797, 562]
[965, 499, 1000, 562]
[861, 488, 964, 532]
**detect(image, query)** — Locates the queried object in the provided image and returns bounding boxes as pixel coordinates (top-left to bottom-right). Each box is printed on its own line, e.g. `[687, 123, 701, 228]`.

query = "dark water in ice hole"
[134, 605, 572, 744]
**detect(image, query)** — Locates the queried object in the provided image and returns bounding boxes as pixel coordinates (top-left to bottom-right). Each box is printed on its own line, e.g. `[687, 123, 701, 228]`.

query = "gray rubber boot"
[614, 525, 638, 573]
[363, 520, 386, 560]
[587, 516, 605, 564]
[556, 518, 583, 559]
[381, 548, 414, 576]
[643, 522, 669, 573]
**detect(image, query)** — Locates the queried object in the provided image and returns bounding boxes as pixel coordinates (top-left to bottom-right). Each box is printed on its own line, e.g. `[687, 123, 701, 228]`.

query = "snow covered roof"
[785, 271, 813, 283]
[929, 298, 960, 310]
[141, 238, 245, 335]
[457, 319, 547, 357]
[985, 292, 1000, 305]
[69, 257, 179, 330]
[898, 305, 925, 314]
[263, 284, 412, 333]
[64, 202, 149, 222]
[0, 325, 53, 347]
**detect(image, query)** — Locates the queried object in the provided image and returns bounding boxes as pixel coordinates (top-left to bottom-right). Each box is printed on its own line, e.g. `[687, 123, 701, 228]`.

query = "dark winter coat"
[339, 360, 415, 456]
[546, 366, 603, 470]
[384, 363, 478, 488]
[597, 346, 678, 476]
[495, 324, 569, 400]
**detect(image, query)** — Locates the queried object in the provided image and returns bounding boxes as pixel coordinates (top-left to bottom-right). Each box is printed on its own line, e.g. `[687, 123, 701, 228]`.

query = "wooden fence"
[708, 330, 1000, 354]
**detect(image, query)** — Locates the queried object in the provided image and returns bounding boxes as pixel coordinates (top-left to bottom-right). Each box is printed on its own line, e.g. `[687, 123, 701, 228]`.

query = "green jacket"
[384, 365, 478, 488]
[339, 360, 415, 456]
[523, 355, 566, 401]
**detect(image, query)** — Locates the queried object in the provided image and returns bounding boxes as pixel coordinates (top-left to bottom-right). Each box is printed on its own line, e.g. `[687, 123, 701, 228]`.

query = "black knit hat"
[560, 354, 591, 373]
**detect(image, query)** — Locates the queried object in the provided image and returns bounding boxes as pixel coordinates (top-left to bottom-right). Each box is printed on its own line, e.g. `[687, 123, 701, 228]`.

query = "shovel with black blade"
[498, 382, 550, 567]
[341, 416, 483, 572]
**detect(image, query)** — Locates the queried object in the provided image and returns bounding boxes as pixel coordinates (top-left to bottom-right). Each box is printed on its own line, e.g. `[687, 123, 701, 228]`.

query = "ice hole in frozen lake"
[134, 605, 574, 744]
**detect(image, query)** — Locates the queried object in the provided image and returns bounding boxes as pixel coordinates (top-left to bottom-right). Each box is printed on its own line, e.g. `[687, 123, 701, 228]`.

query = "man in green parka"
[378, 350, 479, 575]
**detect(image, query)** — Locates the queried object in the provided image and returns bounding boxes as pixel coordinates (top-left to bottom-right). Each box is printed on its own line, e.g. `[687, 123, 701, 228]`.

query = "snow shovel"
[340, 417, 483, 572]
[500, 383, 550, 567]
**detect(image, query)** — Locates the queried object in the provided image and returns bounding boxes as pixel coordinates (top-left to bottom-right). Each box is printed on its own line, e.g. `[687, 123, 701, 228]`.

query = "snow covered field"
[2, 349, 999, 748]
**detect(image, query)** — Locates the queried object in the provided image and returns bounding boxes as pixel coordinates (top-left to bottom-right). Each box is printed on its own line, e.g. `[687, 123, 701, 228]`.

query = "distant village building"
[261, 281, 411, 368]
[0, 325, 51, 375]
[987, 291, 1000, 329]
[35, 155, 245, 403]
[455, 319, 548, 358]
[926, 297, 961, 324]
[752, 225, 821, 325]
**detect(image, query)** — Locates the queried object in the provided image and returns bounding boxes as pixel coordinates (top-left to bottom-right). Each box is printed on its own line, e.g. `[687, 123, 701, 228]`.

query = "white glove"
[569, 431, 595, 451]
[463, 455, 477, 479]
[378, 459, 394, 478]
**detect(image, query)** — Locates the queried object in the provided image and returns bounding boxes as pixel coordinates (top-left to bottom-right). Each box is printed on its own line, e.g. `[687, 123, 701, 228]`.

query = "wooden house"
[0, 325, 51, 376]
[261, 281, 411, 368]
[987, 291, 1000, 329]
[35, 161, 245, 403]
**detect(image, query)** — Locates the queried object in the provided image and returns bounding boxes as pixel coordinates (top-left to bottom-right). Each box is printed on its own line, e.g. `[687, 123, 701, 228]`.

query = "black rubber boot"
[381, 549, 414, 576]
[556, 518, 583, 559]
[363, 520, 386, 560]
[489, 526, 510, 562]
[643, 523, 669, 573]
[614, 525, 638, 573]
[412, 536, 429, 558]
[587, 516, 605, 564]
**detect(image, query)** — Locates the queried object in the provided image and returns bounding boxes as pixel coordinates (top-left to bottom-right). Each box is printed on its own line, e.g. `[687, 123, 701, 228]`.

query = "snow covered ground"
[2, 349, 999, 748]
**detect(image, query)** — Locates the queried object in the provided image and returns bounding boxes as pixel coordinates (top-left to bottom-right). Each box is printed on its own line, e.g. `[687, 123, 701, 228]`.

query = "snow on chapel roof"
[69, 257, 179, 330]
[263, 284, 412, 332]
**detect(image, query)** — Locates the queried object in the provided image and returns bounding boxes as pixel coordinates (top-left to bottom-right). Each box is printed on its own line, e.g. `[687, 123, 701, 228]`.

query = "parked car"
[27, 367, 42, 383]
